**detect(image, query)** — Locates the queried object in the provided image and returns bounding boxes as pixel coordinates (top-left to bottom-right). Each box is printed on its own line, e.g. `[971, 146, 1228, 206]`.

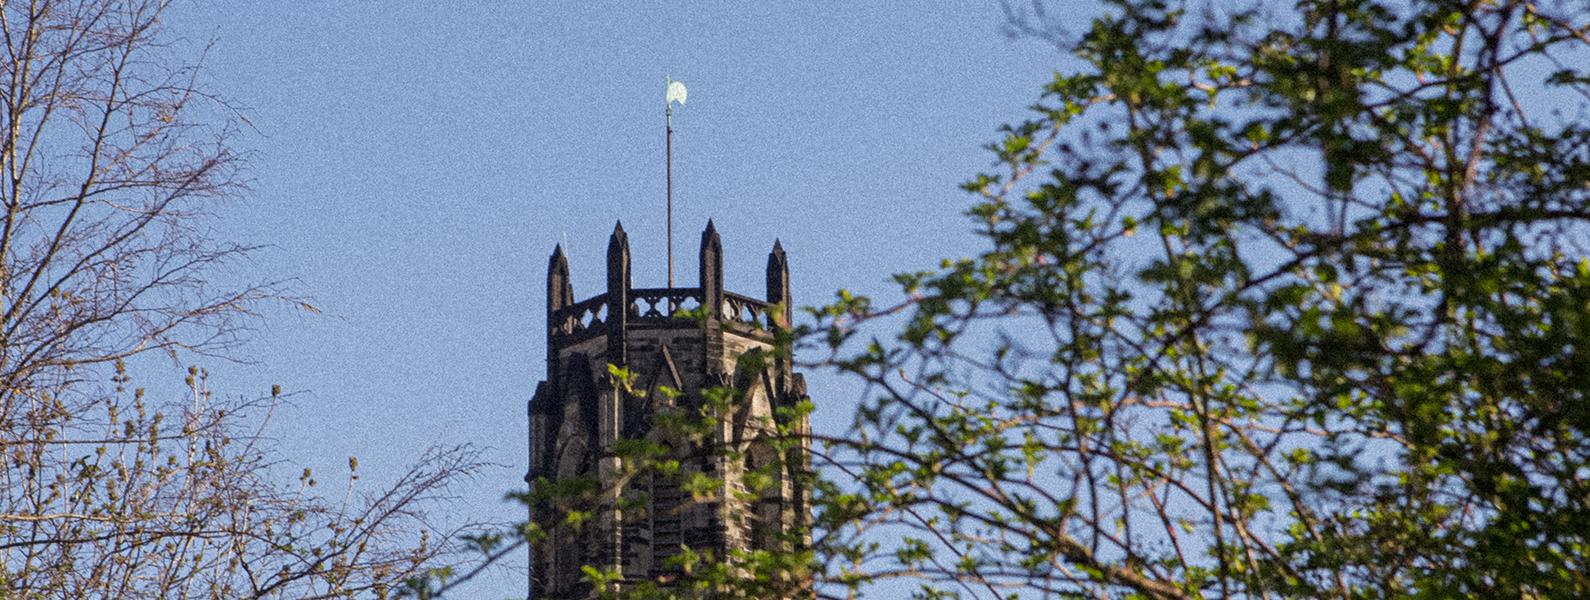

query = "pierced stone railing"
[721, 291, 771, 330]
[550, 287, 774, 344]
[551, 293, 608, 342]
[630, 287, 703, 321]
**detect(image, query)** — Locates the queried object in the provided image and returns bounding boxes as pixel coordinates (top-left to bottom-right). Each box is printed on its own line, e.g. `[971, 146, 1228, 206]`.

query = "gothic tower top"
[528, 221, 809, 599]
[540, 220, 792, 367]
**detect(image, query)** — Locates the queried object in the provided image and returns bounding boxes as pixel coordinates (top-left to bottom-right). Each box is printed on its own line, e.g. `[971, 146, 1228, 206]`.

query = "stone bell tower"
[527, 221, 811, 598]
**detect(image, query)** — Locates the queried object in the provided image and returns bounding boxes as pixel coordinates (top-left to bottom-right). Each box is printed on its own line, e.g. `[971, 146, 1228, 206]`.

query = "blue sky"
[162, 2, 1075, 595]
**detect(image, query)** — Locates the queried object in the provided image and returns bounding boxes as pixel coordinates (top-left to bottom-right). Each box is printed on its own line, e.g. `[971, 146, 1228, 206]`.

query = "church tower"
[527, 222, 811, 598]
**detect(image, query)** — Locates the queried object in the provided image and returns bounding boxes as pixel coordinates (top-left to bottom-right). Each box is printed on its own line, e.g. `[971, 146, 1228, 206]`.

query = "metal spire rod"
[664, 76, 687, 288]
[666, 95, 674, 288]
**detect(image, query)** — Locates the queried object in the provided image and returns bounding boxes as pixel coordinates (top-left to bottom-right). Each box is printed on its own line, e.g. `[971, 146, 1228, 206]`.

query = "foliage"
[807, 0, 1590, 598]
[435, 1, 1590, 598]
[3, 367, 482, 598]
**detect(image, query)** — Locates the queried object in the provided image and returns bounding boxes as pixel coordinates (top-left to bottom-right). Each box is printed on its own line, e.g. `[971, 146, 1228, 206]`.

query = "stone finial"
[700, 220, 724, 314]
[766, 239, 790, 330]
[607, 221, 630, 366]
[546, 245, 574, 382]
[548, 244, 573, 315]
[607, 221, 631, 295]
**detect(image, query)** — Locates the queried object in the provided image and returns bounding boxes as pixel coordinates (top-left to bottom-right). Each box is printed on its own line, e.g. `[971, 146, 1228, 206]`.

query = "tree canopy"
[410, 1, 1590, 598]
[807, 0, 1590, 598]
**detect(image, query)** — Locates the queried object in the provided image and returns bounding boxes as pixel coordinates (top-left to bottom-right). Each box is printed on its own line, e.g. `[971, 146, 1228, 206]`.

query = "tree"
[425, 1, 1590, 598]
[0, 1, 480, 596]
[807, 0, 1590, 598]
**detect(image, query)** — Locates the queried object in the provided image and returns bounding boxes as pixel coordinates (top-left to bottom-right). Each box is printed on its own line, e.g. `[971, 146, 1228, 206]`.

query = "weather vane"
[666, 76, 687, 287]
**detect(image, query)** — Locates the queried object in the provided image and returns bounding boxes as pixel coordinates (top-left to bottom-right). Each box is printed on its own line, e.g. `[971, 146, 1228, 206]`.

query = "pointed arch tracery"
[730, 355, 785, 551]
[546, 352, 599, 594]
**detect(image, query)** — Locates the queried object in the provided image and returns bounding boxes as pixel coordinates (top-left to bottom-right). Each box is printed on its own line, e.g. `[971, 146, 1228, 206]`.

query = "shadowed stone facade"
[527, 222, 811, 598]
